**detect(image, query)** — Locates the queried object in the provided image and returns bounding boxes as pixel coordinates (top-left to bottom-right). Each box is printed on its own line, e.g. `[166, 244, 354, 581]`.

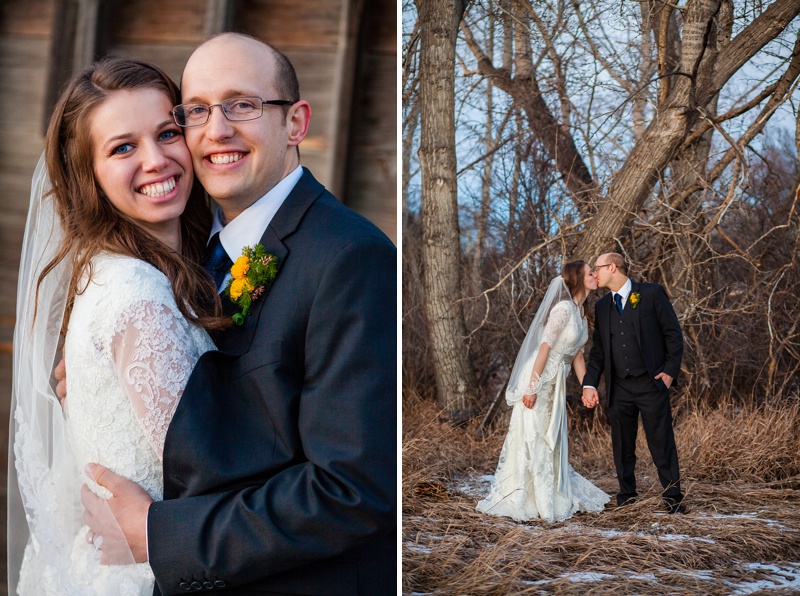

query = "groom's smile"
[208, 151, 245, 165]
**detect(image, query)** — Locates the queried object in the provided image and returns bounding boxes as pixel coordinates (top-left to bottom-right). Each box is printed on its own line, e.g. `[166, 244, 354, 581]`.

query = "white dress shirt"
[209, 165, 303, 291]
[612, 278, 632, 310]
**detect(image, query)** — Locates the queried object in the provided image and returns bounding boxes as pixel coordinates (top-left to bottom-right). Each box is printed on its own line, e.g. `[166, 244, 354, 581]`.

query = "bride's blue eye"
[112, 143, 133, 155]
[159, 129, 180, 141]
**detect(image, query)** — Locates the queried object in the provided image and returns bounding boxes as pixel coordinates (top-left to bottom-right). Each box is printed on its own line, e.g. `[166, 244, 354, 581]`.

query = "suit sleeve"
[654, 284, 683, 379]
[147, 235, 397, 592]
[582, 300, 605, 388]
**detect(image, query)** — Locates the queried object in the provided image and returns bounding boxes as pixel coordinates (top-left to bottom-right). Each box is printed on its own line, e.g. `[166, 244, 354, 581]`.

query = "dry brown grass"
[403, 394, 800, 595]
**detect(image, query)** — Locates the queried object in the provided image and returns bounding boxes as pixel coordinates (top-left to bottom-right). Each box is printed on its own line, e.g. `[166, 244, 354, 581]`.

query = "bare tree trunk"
[471, 13, 494, 291]
[574, 0, 800, 260]
[508, 111, 523, 239]
[416, 0, 477, 419]
[462, 10, 597, 209]
[402, 99, 419, 230]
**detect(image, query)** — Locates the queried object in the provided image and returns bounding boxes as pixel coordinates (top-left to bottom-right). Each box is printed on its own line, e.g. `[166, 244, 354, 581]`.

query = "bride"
[8, 58, 226, 594]
[477, 260, 610, 522]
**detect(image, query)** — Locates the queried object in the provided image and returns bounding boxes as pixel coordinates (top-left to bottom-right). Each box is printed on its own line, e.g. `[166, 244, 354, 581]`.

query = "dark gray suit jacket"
[148, 169, 397, 595]
[583, 280, 683, 405]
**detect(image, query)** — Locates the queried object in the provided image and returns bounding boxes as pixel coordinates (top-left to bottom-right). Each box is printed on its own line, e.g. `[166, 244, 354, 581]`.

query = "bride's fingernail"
[85, 463, 96, 474]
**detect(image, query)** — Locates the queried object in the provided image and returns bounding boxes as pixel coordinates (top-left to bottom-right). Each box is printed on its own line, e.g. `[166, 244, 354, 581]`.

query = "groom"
[581, 253, 684, 513]
[80, 33, 396, 594]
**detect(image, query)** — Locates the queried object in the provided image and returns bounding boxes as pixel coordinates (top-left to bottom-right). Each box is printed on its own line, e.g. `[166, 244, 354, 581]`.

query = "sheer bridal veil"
[8, 155, 135, 594]
[505, 276, 573, 404]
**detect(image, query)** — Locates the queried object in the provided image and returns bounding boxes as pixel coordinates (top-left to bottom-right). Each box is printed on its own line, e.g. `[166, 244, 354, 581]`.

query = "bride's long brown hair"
[562, 260, 593, 328]
[38, 57, 228, 334]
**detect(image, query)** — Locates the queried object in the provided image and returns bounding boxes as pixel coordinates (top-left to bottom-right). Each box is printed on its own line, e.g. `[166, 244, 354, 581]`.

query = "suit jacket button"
[191, 581, 203, 591]
[214, 580, 226, 588]
[179, 582, 191, 591]
[203, 581, 214, 590]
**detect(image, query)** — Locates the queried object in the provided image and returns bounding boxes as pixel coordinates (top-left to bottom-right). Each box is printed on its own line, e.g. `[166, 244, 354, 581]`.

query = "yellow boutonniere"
[223, 244, 278, 325]
[630, 292, 641, 309]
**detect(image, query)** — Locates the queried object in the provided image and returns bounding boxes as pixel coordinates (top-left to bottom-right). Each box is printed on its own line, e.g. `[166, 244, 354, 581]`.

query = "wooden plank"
[234, 0, 344, 50]
[105, 0, 206, 44]
[0, 350, 12, 594]
[0, 35, 48, 199]
[44, 0, 79, 133]
[342, 0, 397, 242]
[326, 0, 364, 198]
[74, 0, 101, 70]
[107, 43, 199, 85]
[0, 0, 55, 37]
[203, 0, 235, 37]
[359, 0, 396, 55]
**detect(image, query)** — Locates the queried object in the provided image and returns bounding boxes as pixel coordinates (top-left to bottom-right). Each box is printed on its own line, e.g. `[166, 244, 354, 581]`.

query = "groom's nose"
[204, 105, 236, 142]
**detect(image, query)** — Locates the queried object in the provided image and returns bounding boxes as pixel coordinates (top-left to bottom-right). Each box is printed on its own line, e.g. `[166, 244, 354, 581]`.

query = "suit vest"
[609, 304, 648, 378]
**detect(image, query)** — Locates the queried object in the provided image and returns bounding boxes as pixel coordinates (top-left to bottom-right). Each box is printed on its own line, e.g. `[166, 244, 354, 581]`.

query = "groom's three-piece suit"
[147, 169, 397, 595]
[584, 280, 684, 507]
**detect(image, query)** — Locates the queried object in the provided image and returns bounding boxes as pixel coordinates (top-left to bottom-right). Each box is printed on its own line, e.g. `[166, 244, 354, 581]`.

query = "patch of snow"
[562, 572, 616, 583]
[726, 562, 800, 595]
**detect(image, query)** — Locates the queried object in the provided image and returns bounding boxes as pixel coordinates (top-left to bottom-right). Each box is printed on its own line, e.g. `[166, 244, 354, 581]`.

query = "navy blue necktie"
[203, 232, 233, 290]
[614, 293, 623, 315]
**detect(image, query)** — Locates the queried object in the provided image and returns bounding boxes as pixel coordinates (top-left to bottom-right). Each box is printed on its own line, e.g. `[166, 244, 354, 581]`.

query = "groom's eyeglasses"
[592, 264, 612, 273]
[172, 97, 295, 127]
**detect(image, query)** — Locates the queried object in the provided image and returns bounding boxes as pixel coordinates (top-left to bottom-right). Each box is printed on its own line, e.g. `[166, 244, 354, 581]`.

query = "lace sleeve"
[541, 301, 571, 348]
[111, 300, 199, 460]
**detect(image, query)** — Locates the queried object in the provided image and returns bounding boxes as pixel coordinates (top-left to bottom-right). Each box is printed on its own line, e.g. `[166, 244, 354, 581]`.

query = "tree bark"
[471, 12, 495, 291]
[416, 0, 477, 418]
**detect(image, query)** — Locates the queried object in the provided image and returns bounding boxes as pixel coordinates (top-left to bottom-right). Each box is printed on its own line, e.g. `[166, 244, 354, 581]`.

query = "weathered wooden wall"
[0, 0, 396, 592]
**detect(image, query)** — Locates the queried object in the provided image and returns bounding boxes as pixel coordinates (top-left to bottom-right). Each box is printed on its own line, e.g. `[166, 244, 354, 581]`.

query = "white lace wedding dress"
[15, 253, 215, 595]
[477, 300, 609, 522]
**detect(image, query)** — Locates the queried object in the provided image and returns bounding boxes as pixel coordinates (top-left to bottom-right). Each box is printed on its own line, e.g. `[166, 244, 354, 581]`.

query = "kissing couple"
[9, 33, 396, 595]
[477, 254, 685, 522]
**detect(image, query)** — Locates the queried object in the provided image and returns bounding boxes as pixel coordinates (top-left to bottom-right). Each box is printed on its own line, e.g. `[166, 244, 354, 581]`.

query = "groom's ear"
[286, 101, 311, 148]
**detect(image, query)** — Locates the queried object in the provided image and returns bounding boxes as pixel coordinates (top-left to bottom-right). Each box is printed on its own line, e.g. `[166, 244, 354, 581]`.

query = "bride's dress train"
[477, 299, 609, 522]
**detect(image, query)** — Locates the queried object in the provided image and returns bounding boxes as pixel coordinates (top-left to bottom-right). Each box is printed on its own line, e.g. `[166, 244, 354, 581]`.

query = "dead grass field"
[403, 394, 800, 595]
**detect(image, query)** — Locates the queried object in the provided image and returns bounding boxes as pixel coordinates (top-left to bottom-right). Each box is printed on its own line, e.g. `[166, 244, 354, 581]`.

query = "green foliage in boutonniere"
[629, 291, 642, 309]
[223, 244, 278, 325]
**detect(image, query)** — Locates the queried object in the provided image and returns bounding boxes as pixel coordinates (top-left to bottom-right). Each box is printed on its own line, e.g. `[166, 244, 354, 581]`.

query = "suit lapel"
[629, 279, 642, 350]
[601, 292, 613, 357]
[216, 168, 325, 355]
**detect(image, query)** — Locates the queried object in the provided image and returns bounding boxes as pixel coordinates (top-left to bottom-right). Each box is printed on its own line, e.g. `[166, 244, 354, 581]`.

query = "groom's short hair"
[607, 253, 628, 275]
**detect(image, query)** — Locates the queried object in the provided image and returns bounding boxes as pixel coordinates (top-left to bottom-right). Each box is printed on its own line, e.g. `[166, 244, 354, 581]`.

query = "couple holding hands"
[478, 254, 685, 522]
[10, 33, 396, 595]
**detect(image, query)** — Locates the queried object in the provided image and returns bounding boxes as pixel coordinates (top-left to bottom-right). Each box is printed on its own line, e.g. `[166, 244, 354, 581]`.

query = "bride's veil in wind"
[505, 275, 573, 405]
[8, 154, 136, 593]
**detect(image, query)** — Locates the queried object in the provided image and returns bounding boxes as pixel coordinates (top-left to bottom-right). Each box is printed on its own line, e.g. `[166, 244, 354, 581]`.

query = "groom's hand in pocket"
[82, 463, 151, 564]
[654, 372, 673, 389]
